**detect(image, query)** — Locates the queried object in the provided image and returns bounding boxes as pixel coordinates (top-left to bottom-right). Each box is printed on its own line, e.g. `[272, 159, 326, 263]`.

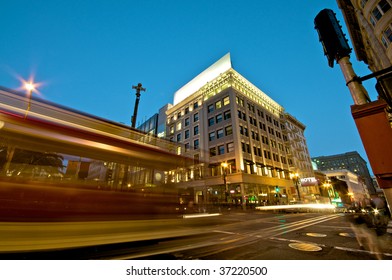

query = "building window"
[185, 143, 190, 152]
[217, 129, 224, 139]
[170, 126, 174, 134]
[177, 111, 182, 119]
[243, 127, 249, 137]
[371, 0, 391, 25]
[225, 125, 233, 136]
[382, 25, 392, 47]
[264, 150, 271, 160]
[218, 145, 225, 155]
[223, 96, 230, 106]
[194, 139, 199, 149]
[193, 102, 199, 110]
[177, 146, 181, 155]
[209, 131, 215, 141]
[177, 133, 181, 142]
[215, 100, 222, 109]
[216, 114, 223, 123]
[185, 117, 190, 126]
[177, 122, 182, 130]
[227, 142, 234, 153]
[236, 96, 244, 106]
[224, 110, 231, 120]
[208, 117, 215, 126]
[194, 125, 199, 135]
[194, 112, 199, 122]
[185, 107, 189, 114]
[210, 147, 217, 157]
[185, 130, 190, 139]
[208, 104, 214, 113]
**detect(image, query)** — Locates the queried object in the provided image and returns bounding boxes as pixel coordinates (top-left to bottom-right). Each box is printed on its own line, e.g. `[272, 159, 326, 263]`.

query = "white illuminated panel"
[173, 53, 232, 105]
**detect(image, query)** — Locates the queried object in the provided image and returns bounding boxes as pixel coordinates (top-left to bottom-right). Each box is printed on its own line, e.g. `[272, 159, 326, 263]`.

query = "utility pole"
[131, 83, 146, 128]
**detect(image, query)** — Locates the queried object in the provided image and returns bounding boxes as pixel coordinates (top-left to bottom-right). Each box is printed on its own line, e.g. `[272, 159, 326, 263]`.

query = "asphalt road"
[1, 210, 391, 260]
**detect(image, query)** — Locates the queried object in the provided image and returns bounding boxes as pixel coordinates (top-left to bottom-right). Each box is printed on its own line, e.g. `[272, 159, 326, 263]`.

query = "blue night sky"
[0, 0, 378, 172]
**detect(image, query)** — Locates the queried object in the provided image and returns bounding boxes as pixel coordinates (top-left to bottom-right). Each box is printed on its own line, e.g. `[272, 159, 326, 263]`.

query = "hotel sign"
[300, 177, 318, 186]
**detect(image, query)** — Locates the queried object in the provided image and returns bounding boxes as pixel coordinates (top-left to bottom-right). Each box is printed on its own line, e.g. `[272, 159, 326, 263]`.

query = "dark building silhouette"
[312, 151, 376, 195]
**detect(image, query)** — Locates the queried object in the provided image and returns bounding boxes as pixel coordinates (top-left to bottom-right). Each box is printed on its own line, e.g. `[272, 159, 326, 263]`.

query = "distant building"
[137, 104, 172, 139]
[312, 151, 376, 194]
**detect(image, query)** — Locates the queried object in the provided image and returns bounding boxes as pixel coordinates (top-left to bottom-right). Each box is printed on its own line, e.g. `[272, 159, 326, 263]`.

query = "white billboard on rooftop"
[173, 53, 232, 105]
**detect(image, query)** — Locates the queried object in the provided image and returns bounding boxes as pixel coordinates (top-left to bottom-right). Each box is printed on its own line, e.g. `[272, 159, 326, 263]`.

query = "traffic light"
[275, 186, 280, 193]
[314, 9, 351, 68]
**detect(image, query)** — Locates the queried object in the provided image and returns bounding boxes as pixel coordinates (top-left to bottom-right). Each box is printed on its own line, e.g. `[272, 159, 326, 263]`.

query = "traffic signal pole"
[315, 9, 392, 216]
[337, 56, 370, 105]
[314, 9, 370, 106]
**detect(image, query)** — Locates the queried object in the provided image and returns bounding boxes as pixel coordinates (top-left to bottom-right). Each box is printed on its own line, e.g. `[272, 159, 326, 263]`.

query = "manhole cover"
[306, 233, 327, 237]
[339, 232, 356, 238]
[289, 243, 322, 252]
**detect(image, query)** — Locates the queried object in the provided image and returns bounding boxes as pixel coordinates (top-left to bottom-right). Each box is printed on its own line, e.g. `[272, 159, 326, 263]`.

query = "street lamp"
[23, 81, 36, 118]
[131, 83, 146, 128]
[221, 162, 228, 203]
[322, 180, 333, 204]
[290, 172, 301, 201]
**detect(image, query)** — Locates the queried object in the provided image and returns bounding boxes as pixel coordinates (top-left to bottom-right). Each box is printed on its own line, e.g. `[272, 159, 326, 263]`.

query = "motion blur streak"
[0, 219, 210, 252]
[0, 86, 199, 248]
[255, 204, 336, 211]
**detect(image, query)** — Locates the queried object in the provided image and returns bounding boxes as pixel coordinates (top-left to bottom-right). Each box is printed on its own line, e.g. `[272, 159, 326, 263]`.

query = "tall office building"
[164, 53, 315, 207]
[312, 151, 376, 194]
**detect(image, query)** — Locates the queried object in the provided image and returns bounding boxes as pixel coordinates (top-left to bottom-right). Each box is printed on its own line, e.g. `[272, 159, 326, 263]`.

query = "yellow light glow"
[256, 203, 336, 211]
[24, 82, 35, 92]
[221, 162, 228, 168]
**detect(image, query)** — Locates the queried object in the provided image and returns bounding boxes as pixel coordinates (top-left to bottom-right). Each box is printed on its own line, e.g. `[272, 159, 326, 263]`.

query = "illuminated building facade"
[165, 54, 315, 208]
